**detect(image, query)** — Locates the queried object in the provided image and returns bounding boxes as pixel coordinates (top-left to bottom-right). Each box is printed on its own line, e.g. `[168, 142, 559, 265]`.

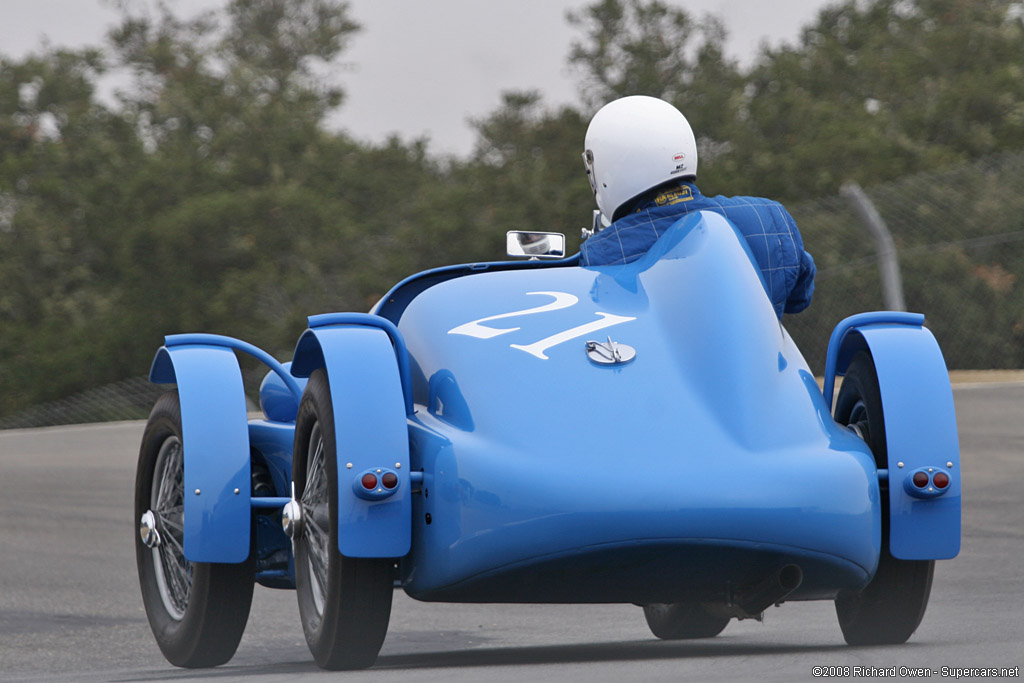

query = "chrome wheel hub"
[140, 509, 161, 548]
[282, 483, 303, 538]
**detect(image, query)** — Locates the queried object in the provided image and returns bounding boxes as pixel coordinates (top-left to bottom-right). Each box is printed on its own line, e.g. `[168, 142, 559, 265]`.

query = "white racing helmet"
[583, 96, 698, 222]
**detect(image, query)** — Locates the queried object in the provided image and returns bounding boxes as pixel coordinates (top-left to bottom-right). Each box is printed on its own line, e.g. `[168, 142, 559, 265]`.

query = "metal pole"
[840, 181, 906, 311]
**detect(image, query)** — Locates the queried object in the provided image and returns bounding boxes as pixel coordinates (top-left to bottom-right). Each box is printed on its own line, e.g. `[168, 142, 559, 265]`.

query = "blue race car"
[135, 211, 961, 670]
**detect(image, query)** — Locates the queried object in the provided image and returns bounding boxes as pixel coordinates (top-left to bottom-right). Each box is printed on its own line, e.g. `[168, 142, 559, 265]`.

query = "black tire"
[135, 390, 254, 668]
[292, 369, 393, 670]
[833, 351, 934, 646]
[643, 603, 730, 640]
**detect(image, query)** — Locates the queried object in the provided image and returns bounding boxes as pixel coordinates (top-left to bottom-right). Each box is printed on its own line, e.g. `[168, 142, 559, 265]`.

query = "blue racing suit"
[579, 181, 816, 318]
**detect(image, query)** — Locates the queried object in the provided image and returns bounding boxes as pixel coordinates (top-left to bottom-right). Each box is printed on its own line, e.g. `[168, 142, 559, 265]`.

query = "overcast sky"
[0, 0, 835, 156]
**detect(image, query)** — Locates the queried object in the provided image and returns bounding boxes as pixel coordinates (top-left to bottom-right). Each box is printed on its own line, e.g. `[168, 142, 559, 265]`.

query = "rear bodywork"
[148, 210, 960, 605]
[393, 212, 880, 603]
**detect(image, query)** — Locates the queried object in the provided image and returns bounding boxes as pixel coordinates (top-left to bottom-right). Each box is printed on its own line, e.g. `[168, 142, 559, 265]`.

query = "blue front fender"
[292, 314, 412, 558]
[149, 342, 251, 563]
[824, 313, 961, 560]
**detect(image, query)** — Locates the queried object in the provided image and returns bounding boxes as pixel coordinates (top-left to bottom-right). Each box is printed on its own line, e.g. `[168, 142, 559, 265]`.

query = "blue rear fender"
[825, 313, 961, 560]
[150, 342, 252, 563]
[150, 334, 305, 564]
[291, 313, 413, 558]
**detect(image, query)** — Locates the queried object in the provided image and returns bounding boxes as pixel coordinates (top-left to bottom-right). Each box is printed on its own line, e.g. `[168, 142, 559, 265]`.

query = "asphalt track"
[1, 383, 1022, 682]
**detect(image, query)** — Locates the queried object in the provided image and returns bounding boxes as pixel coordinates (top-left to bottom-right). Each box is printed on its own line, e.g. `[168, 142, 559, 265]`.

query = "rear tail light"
[903, 467, 953, 499]
[353, 467, 402, 500]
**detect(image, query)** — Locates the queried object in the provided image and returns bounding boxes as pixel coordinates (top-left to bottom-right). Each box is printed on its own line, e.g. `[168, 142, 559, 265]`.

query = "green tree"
[463, 92, 592, 253]
[0, 0, 376, 414]
[0, 47, 147, 415]
[742, 0, 1024, 199]
[107, 0, 370, 357]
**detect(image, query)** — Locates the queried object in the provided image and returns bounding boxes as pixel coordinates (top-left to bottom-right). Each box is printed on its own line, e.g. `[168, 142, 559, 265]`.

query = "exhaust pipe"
[733, 564, 803, 616]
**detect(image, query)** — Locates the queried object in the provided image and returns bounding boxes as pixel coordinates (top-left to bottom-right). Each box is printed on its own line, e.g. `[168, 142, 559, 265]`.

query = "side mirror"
[506, 231, 566, 259]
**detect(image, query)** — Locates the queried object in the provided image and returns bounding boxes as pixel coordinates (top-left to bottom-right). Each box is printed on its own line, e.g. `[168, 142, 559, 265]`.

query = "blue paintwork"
[247, 419, 294, 498]
[149, 343, 251, 563]
[251, 497, 291, 509]
[149, 336, 303, 564]
[165, 333, 304, 399]
[144, 209, 960, 604]
[295, 312, 414, 415]
[822, 311, 926, 412]
[372, 255, 580, 326]
[259, 362, 308, 422]
[290, 322, 412, 558]
[828, 319, 960, 560]
[247, 419, 298, 588]
[396, 212, 882, 601]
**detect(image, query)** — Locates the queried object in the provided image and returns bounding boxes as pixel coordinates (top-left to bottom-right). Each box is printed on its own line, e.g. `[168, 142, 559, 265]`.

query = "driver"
[580, 95, 815, 319]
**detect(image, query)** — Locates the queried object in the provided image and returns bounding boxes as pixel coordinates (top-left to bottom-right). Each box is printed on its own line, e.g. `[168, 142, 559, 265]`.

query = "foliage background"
[2, 0, 1024, 420]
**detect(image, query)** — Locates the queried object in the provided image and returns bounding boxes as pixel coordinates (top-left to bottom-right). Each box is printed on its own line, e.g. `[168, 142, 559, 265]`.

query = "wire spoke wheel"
[301, 422, 330, 618]
[293, 369, 394, 670]
[151, 436, 191, 619]
[136, 390, 255, 668]
[833, 351, 934, 645]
